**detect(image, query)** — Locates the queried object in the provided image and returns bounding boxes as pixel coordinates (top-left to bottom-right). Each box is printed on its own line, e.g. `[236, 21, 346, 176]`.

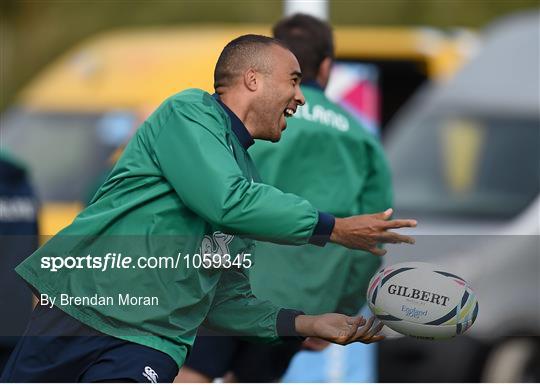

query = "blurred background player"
[178, 14, 393, 383]
[0, 151, 38, 373]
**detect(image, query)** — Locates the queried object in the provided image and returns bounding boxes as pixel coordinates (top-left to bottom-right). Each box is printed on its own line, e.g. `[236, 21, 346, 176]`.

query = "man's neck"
[213, 93, 255, 149]
[218, 92, 257, 138]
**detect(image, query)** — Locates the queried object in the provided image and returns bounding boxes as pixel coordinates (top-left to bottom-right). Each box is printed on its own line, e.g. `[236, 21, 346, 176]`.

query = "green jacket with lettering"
[16, 89, 322, 368]
[249, 84, 393, 316]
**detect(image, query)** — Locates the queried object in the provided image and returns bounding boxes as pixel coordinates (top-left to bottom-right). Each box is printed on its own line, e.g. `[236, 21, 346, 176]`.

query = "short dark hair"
[214, 34, 288, 90]
[273, 13, 334, 82]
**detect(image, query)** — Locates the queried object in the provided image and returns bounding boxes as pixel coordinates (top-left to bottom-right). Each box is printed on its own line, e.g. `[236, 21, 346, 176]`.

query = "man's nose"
[295, 86, 306, 106]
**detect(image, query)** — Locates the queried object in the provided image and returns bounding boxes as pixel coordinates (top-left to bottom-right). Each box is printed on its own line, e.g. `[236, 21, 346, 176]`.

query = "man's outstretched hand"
[330, 208, 417, 255]
[295, 314, 384, 345]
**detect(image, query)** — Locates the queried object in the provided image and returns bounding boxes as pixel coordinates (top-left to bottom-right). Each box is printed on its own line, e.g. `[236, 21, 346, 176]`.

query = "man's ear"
[317, 57, 333, 89]
[244, 68, 258, 91]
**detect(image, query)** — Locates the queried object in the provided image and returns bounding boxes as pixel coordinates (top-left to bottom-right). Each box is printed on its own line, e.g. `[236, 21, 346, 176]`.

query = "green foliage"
[1, 0, 538, 111]
[331, 0, 539, 27]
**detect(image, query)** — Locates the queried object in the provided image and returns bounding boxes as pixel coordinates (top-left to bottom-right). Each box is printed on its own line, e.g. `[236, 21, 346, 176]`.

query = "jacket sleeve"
[203, 269, 304, 343]
[250, 124, 370, 218]
[152, 99, 320, 245]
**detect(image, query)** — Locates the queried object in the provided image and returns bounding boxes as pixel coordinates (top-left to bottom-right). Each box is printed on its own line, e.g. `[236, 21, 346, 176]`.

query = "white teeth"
[284, 108, 295, 117]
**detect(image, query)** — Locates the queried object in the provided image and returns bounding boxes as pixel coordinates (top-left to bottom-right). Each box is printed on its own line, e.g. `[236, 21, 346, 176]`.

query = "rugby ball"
[367, 262, 478, 339]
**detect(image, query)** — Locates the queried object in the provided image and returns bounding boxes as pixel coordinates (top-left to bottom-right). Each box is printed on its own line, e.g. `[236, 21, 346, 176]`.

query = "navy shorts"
[0, 304, 178, 383]
[184, 327, 302, 382]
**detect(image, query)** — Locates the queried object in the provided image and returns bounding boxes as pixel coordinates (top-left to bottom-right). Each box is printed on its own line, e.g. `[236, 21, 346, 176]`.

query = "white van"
[382, 11, 540, 382]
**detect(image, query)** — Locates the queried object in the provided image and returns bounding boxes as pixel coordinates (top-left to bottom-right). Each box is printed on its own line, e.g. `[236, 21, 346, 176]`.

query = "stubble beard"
[252, 92, 282, 142]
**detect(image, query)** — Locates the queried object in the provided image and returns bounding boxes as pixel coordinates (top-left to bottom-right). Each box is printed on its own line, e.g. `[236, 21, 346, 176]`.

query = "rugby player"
[1, 35, 415, 383]
[179, 15, 394, 382]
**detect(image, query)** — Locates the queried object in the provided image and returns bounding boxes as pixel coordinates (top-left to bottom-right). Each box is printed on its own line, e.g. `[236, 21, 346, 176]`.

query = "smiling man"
[1, 35, 416, 383]
[213, 38, 303, 142]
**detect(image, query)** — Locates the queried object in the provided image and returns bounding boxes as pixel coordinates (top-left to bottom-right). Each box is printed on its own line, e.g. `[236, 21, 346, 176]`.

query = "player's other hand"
[295, 314, 384, 345]
[330, 208, 417, 255]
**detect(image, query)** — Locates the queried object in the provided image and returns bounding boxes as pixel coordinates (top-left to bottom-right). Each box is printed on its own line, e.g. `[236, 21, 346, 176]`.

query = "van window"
[1, 109, 134, 202]
[388, 114, 540, 219]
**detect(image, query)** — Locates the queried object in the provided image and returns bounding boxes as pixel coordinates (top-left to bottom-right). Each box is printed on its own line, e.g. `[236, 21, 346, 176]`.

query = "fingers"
[368, 231, 414, 255]
[368, 247, 387, 256]
[373, 208, 393, 220]
[355, 315, 376, 337]
[353, 316, 385, 344]
[335, 316, 365, 344]
[334, 316, 385, 346]
[375, 231, 415, 245]
[346, 316, 365, 338]
[382, 219, 417, 229]
[364, 320, 384, 340]
[336, 209, 417, 252]
[338, 316, 374, 344]
[347, 315, 366, 326]
[363, 334, 385, 343]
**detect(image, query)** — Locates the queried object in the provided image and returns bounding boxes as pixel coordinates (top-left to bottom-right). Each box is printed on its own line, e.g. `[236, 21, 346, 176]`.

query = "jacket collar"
[213, 94, 255, 150]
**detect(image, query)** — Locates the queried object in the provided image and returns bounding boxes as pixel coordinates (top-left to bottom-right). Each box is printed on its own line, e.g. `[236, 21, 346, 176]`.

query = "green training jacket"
[16, 89, 333, 368]
[249, 83, 393, 316]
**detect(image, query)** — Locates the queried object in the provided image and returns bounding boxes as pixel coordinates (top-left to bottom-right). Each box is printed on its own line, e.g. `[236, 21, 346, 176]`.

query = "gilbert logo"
[142, 366, 158, 383]
[388, 284, 450, 306]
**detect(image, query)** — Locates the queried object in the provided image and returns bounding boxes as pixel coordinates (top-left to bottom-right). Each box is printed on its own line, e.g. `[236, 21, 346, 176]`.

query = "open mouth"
[284, 108, 295, 118]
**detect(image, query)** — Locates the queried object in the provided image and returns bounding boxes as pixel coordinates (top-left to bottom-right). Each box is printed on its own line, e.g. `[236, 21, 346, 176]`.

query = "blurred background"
[2, 0, 539, 112]
[1, 0, 539, 382]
